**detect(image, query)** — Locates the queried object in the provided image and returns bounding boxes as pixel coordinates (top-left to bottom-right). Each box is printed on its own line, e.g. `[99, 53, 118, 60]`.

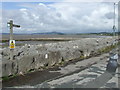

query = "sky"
[1, 1, 119, 34]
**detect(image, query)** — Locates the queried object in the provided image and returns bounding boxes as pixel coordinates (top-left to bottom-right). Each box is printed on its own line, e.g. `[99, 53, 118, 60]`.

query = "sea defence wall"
[0, 37, 118, 77]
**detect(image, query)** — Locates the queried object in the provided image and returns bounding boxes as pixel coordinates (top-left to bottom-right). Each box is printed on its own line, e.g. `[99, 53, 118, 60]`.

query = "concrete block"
[17, 55, 36, 74]
[61, 49, 81, 61]
[2, 60, 17, 76]
[1, 37, 117, 77]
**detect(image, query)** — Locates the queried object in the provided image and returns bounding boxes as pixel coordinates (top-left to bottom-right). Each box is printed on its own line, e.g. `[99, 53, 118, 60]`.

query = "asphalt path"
[11, 52, 119, 89]
[38, 61, 119, 88]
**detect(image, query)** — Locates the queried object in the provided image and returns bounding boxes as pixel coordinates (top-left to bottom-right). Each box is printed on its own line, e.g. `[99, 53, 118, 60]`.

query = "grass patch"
[2, 74, 17, 81]
[28, 69, 35, 73]
[1, 38, 71, 43]
[98, 44, 118, 54]
[1, 43, 24, 48]
[80, 55, 85, 59]
[2, 76, 9, 81]
[1, 38, 70, 48]
[58, 61, 64, 65]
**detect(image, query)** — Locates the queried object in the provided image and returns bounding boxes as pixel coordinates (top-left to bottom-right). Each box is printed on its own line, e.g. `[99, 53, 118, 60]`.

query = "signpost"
[7, 20, 20, 60]
[113, 3, 116, 37]
[112, 3, 118, 46]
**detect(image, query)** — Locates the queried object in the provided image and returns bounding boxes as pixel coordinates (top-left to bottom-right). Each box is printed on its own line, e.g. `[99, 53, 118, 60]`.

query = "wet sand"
[2, 34, 111, 40]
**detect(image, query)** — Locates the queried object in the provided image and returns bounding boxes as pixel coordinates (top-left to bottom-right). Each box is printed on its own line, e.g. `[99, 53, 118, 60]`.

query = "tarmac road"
[38, 61, 119, 88]
[11, 51, 119, 89]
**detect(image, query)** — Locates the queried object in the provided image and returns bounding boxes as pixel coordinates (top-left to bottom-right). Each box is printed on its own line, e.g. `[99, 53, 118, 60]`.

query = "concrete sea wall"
[0, 37, 118, 77]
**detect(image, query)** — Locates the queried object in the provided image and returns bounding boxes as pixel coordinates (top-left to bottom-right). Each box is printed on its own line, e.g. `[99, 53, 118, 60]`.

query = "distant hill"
[1, 33, 10, 35]
[1, 31, 119, 35]
[1, 33, 29, 35]
[1, 32, 65, 35]
[32, 31, 65, 35]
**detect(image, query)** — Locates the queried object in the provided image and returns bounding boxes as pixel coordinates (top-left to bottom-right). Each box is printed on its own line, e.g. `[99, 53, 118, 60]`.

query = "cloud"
[2, 2, 118, 33]
[2, 0, 120, 2]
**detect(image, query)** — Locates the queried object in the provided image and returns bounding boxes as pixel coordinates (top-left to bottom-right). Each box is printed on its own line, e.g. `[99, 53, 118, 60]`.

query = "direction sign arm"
[13, 24, 20, 28]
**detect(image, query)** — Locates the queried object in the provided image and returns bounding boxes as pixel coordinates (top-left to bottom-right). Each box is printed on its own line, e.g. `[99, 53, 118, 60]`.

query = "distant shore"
[1, 34, 112, 41]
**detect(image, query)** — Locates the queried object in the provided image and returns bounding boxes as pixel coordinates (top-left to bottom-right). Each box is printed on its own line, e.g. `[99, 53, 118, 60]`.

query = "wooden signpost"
[113, 3, 116, 37]
[7, 20, 20, 60]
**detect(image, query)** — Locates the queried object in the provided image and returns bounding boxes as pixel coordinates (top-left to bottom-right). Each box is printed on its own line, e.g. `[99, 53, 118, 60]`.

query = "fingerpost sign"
[7, 20, 20, 60]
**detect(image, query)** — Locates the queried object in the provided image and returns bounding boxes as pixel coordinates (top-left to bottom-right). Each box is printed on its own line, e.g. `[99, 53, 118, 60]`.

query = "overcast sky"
[1, 1, 119, 33]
